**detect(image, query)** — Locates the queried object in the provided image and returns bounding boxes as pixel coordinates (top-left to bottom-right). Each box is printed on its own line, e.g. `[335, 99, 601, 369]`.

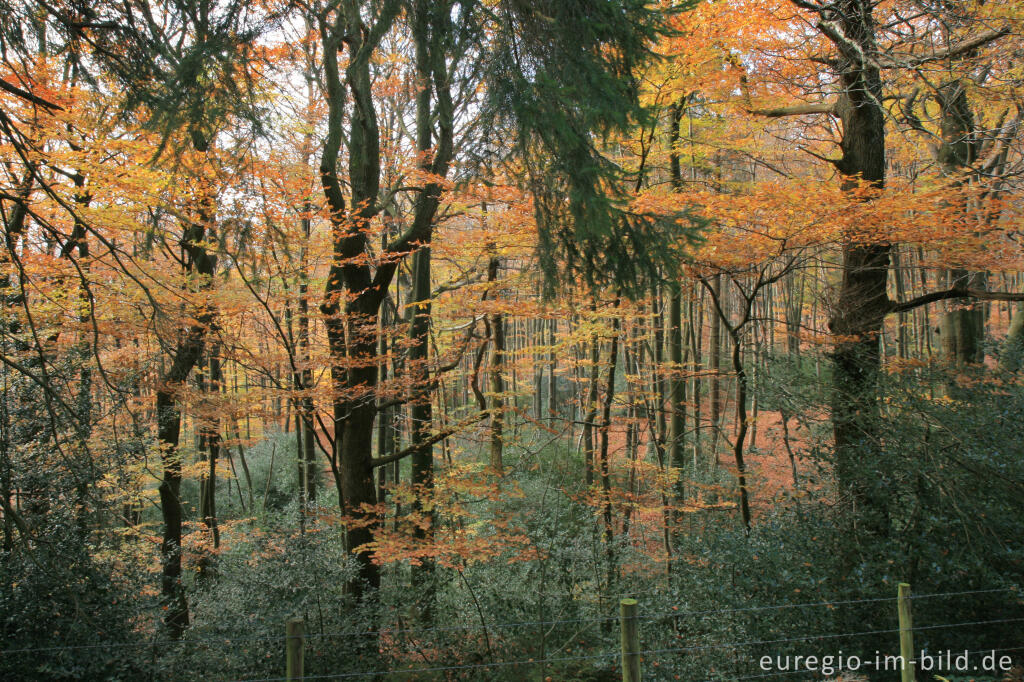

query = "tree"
[745, 0, 1022, 533]
[309, 0, 677, 599]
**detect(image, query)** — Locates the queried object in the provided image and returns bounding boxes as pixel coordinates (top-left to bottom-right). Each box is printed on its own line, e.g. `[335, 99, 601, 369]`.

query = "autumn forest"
[2, 0, 1024, 680]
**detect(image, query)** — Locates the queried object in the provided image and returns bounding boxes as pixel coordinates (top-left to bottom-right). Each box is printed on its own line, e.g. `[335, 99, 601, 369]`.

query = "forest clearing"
[2, 0, 1024, 679]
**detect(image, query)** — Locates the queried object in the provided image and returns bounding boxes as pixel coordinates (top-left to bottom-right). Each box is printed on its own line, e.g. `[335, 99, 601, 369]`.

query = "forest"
[2, 0, 1024, 680]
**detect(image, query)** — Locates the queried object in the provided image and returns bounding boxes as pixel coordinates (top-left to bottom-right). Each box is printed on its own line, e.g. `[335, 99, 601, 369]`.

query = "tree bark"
[667, 100, 687, 499]
[668, 290, 686, 497]
[487, 254, 505, 473]
[937, 78, 985, 365]
[824, 0, 891, 531]
[598, 297, 621, 591]
[583, 301, 600, 486]
[156, 216, 216, 637]
[408, 245, 434, 614]
[198, 344, 221, 554]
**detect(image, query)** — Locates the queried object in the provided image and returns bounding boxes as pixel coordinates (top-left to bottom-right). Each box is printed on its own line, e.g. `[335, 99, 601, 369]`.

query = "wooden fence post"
[620, 598, 640, 682]
[286, 616, 304, 681]
[898, 583, 915, 682]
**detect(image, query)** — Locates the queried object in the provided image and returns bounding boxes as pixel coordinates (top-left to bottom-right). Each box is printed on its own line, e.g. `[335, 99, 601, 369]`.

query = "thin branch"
[371, 411, 488, 468]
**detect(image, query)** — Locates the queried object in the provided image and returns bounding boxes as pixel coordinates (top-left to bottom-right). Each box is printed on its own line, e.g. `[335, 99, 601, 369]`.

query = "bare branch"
[749, 101, 837, 118]
[891, 288, 1024, 314]
[371, 412, 489, 468]
[880, 28, 1010, 69]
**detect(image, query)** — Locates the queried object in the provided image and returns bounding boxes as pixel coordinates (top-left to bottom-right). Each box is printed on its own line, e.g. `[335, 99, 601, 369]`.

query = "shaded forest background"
[2, 0, 1024, 679]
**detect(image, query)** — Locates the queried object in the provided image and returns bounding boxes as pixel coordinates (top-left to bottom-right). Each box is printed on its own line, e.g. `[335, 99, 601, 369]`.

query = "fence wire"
[3, 585, 1020, 682]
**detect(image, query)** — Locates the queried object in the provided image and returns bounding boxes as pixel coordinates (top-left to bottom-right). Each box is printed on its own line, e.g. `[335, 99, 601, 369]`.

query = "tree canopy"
[3, 0, 1024, 679]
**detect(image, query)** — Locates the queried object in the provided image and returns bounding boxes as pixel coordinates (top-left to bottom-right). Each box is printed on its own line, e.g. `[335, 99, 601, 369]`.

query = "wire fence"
[6, 586, 1016, 655]
[232, 625, 1024, 682]
[3, 586, 1021, 681]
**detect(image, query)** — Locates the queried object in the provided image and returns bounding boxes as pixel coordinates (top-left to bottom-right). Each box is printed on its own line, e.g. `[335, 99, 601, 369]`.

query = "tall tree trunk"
[668, 290, 686, 498]
[534, 317, 543, 419]
[408, 245, 434, 616]
[667, 100, 687, 500]
[598, 297, 621, 591]
[709, 274, 723, 434]
[376, 292, 397, 502]
[825, 1, 890, 531]
[728, 333, 752, 531]
[583, 301, 600, 486]
[199, 344, 221, 554]
[487, 254, 505, 473]
[298, 19, 319, 512]
[403, 0, 457, 616]
[299, 164, 318, 509]
[316, 0, 455, 600]
[937, 78, 985, 365]
[319, 6, 386, 597]
[652, 284, 667, 453]
[284, 291, 309, 532]
[547, 318, 557, 422]
[688, 295, 703, 472]
[156, 156, 217, 636]
[70, 173, 93, 532]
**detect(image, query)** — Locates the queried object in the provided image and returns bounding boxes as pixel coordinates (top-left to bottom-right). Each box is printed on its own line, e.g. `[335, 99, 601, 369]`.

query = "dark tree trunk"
[667, 100, 687, 498]
[199, 344, 221, 554]
[298, 217, 317, 506]
[598, 298, 621, 591]
[729, 334, 752, 531]
[156, 226, 215, 636]
[825, 1, 890, 529]
[487, 254, 505, 473]
[317, 0, 453, 601]
[583, 306, 600, 487]
[408, 245, 434, 614]
[709, 274, 723, 432]
[547, 318, 557, 421]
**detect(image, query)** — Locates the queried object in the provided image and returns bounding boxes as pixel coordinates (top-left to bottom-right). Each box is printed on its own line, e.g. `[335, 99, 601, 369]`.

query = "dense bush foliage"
[3, 357, 1023, 680]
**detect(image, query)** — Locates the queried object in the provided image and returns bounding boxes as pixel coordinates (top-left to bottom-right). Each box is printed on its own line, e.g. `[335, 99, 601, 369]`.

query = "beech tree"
[4, 2, 1024, 679]
[308, 0, 673, 600]
[745, 0, 1024, 532]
